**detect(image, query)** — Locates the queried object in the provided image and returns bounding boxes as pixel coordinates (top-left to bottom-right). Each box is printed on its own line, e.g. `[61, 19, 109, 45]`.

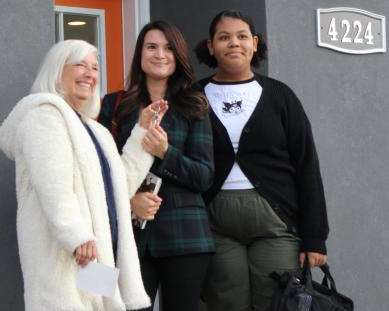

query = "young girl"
[195, 10, 329, 311]
[99, 21, 214, 311]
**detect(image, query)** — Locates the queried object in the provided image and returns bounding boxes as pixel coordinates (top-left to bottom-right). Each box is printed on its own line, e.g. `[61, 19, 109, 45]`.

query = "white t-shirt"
[205, 78, 262, 189]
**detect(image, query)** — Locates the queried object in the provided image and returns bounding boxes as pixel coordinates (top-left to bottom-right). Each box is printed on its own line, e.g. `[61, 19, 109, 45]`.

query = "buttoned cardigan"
[197, 74, 329, 254]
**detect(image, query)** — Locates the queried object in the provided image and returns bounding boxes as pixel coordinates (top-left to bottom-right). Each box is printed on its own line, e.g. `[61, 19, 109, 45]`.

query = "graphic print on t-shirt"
[205, 80, 262, 136]
[205, 79, 263, 190]
[222, 100, 243, 115]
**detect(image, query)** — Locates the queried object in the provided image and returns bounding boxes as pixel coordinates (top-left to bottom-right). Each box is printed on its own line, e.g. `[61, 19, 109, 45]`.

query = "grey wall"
[0, 0, 54, 310]
[266, 1, 389, 310]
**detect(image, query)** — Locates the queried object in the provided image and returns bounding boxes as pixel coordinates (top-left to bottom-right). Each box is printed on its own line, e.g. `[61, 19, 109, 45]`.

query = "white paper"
[76, 262, 119, 298]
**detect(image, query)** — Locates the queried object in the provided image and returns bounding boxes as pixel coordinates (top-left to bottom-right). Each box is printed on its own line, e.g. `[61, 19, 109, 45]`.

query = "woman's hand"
[142, 125, 168, 159]
[299, 252, 327, 267]
[74, 240, 97, 267]
[131, 192, 162, 220]
[138, 99, 168, 129]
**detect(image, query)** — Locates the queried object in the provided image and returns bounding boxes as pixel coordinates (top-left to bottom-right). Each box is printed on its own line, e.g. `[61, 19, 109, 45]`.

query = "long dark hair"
[194, 10, 267, 68]
[117, 20, 208, 121]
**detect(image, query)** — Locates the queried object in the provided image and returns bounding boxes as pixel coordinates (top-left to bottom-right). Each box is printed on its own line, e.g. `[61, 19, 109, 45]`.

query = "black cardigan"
[198, 74, 329, 254]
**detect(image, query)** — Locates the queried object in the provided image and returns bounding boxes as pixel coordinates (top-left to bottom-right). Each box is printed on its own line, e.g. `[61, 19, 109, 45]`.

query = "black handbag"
[270, 261, 353, 311]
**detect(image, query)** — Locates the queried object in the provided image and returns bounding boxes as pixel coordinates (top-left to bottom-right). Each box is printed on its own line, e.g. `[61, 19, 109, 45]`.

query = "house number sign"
[317, 7, 386, 54]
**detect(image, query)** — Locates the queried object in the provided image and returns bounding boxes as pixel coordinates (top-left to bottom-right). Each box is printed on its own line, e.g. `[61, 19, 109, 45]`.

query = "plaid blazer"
[99, 92, 215, 257]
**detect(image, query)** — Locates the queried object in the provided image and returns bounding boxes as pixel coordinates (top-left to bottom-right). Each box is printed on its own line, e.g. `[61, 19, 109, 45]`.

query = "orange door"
[55, 0, 124, 92]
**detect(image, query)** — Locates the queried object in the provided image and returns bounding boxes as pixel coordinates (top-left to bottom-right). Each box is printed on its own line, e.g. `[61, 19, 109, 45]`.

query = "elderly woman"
[0, 40, 167, 311]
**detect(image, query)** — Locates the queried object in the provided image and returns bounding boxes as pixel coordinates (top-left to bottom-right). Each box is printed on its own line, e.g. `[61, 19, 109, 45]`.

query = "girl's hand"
[138, 100, 168, 129]
[299, 252, 327, 267]
[142, 125, 168, 159]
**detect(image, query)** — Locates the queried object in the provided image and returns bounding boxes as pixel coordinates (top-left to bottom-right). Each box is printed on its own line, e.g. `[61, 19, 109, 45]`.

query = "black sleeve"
[284, 84, 329, 254]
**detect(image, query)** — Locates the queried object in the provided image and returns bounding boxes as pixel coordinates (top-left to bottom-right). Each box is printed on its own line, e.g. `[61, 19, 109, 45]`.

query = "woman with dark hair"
[194, 10, 329, 311]
[99, 21, 214, 311]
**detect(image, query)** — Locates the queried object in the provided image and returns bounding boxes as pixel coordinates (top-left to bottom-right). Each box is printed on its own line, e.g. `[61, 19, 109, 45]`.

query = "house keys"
[152, 106, 160, 126]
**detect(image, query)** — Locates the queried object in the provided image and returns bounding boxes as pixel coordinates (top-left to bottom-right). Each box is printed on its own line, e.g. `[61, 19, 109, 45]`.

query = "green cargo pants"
[203, 189, 300, 311]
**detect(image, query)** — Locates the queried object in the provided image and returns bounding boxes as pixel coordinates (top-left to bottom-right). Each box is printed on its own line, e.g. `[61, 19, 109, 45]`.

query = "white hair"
[31, 40, 100, 119]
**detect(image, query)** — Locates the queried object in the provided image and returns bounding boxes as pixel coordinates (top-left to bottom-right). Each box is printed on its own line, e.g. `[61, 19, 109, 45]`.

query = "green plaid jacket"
[99, 92, 215, 257]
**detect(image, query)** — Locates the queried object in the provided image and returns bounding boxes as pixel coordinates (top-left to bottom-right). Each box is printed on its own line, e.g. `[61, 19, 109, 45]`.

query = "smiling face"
[61, 52, 98, 111]
[208, 17, 258, 80]
[141, 29, 176, 84]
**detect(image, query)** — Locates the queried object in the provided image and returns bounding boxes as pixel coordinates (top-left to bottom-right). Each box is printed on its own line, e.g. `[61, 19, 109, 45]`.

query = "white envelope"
[76, 262, 119, 298]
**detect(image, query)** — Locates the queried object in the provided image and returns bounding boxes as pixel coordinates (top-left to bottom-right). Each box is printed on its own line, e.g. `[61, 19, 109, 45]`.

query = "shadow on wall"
[0, 155, 24, 310]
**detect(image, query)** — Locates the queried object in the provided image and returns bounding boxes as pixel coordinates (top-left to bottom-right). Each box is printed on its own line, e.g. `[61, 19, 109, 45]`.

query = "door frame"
[122, 0, 150, 85]
[55, 5, 107, 95]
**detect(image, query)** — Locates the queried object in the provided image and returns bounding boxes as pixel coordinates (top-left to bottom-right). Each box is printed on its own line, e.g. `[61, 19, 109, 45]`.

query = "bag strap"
[110, 90, 125, 140]
[302, 257, 314, 290]
[320, 264, 338, 292]
[303, 257, 339, 294]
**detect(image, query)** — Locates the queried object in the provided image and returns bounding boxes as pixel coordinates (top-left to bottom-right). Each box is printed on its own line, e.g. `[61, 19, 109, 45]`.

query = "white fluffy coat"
[0, 93, 152, 311]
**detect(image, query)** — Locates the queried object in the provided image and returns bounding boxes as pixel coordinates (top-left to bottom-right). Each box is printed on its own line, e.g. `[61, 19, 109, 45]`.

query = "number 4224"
[328, 18, 374, 45]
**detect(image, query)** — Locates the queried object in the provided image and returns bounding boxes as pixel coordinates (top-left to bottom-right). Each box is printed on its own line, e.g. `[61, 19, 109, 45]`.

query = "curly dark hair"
[194, 10, 267, 68]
